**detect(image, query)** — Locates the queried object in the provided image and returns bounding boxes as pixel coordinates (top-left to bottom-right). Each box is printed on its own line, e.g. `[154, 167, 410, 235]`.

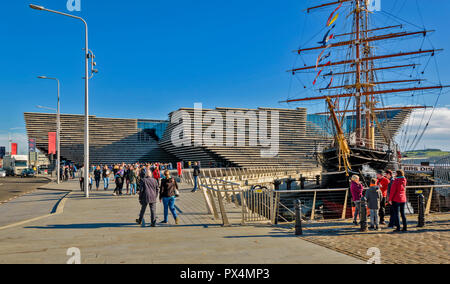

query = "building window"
[137, 121, 168, 142]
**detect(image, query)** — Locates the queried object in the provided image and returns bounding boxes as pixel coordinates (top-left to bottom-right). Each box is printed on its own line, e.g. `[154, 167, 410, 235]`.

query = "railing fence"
[179, 168, 450, 226]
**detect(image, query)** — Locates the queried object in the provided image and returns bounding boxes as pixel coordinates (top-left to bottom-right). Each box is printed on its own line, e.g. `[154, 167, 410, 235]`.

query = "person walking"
[124, 165, 131, 195]
[191, 162, 201, 192]
[350, 175, 364, 226]
[60, 166, 64, 183]
[94, 166, 102, 191]
[113, 167, 124, 196]
[72, 165, 77, 179]
[102, 165, 110, 190]
[366, 178, 383, 231]
[136, 167, 142, 193]
[376, 171, 390, 225]
[64, 166, 69, 182]
[79, 165, 85, 191]
[153, 164, 161, 186]
[159, 170, 180, 225]
[136, 169, 159, 227]
[128, 166, 137, 195]
[88, 171, 93, 192]
[389, 170, 408, 232]
[385, 170, 395, 228]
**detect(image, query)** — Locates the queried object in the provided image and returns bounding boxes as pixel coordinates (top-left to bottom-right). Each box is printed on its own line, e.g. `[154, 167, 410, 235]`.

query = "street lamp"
[37, 76, 61, 184]
[30, 4, 90, 197]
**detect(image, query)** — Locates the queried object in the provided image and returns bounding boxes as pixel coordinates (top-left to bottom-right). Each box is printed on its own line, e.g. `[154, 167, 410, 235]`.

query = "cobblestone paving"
[294, 214, 450, 264]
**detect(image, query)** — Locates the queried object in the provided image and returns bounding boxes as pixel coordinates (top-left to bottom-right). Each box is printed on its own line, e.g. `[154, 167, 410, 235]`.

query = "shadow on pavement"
[25, 223, 137, 229]
[24, 222, 224, 230]
[277, 219, 450, 237]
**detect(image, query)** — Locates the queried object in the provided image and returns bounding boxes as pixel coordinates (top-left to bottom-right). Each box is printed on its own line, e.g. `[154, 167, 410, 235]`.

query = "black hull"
[321, 146, 395, 188]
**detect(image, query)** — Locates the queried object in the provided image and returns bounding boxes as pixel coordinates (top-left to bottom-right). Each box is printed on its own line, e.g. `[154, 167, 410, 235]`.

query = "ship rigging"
[281, 0, 448, 186]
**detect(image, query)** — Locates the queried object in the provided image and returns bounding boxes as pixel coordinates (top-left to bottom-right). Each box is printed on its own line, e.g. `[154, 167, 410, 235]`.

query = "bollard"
[300, 177, 306, 190]
[273, 180, 282, 190]
[286, 179, 295, 191]
[315, 175, 321, 186]
[360, 197, 368, 232]
[417, 192, 425, 228]
[295, 199, 303, 235]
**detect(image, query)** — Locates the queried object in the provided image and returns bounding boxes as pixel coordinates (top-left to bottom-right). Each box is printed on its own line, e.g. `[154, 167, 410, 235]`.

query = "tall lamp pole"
[30, 4, 90, 197]
[37, 76, 60, 184]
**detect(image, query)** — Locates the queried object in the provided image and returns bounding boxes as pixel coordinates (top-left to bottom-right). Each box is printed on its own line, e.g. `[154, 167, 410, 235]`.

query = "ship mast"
[354, 0, 362, 146]
[283, 0, 449, 151]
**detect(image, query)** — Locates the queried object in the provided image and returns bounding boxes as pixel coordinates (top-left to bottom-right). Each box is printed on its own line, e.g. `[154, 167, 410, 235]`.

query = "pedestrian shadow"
[25, 223, 137, 229]
[149, 224, 223, 229]
[275, 219, 450, 237]
[223, 227, 298, 239]
[174, 205, 184, 214]
[223, 234, 297, 239]
[25, 222, 224, 230]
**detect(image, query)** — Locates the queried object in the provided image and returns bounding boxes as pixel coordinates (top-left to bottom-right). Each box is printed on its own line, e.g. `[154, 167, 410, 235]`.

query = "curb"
[37, 186, 75, 192]
[0, 192, 71, 231]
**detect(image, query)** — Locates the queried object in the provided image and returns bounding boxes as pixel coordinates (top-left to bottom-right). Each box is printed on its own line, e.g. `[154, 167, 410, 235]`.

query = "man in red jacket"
[376, 171, 390, 225]
[389, 170, 408, 232]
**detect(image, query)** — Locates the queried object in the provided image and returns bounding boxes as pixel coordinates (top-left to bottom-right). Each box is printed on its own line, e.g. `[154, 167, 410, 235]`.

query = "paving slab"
[0, 181, 363, 264]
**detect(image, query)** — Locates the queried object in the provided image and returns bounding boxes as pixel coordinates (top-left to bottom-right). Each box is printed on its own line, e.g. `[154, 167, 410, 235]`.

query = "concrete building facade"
[24, 107, 410, 167]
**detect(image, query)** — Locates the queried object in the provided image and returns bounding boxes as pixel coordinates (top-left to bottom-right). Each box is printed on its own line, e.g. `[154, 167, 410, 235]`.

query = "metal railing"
[181, 172, 277, 226]
[180, 169, 450, 226]
[181, 166, 311, 183]
[273, 184, 450, 224]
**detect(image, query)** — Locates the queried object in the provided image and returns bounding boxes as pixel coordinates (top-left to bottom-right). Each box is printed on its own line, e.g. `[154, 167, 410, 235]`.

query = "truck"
[3, 155, 29, 176]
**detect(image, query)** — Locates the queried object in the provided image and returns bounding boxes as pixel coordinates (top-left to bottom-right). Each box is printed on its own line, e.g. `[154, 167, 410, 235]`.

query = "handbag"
[173, 178, 180, 197]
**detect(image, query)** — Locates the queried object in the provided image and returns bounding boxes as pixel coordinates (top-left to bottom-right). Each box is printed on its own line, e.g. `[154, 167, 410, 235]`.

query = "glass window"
[15, 161, 28, 167]
[137, 121, 168, 141]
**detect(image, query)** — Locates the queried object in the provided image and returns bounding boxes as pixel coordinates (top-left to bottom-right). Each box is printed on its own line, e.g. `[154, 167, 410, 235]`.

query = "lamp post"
[30, 4, 90, 197]
[36, 76, 60, 184]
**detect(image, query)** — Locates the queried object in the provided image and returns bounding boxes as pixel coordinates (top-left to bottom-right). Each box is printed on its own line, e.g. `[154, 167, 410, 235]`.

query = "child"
[365, 178, 383, 230]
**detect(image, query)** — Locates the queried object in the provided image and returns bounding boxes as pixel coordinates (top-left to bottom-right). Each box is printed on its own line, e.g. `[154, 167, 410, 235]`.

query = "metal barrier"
[180, 167, 313, 185]
[180, 169, 450, 226]
[242, 186, 274, 224]
[272, 184, 450, 224]
[181, 173, 276, 226]
[273, 188, 350, 223]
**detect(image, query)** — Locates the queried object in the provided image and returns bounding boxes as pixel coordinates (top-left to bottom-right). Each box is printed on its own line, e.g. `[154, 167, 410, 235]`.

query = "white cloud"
[398, 107, 450, 151]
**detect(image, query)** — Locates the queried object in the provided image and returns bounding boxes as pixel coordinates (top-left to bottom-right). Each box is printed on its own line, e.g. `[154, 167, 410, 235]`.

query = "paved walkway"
[0, 180, 363, 264]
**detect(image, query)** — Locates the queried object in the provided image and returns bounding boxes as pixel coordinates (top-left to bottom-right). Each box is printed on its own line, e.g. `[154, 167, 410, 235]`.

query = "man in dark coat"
[136, 170, 159, 227]
[191, 162, 201, 192]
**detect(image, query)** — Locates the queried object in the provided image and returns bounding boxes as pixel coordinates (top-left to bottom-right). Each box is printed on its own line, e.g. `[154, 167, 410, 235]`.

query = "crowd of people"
[59, 164, 78, 181]
[60, 161, 408, 231]
[74, 162, 197, 226]
[351, 169, 408, 232]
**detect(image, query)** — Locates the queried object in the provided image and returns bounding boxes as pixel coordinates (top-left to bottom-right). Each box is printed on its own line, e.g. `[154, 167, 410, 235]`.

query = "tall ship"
[281, 0, 448, 187]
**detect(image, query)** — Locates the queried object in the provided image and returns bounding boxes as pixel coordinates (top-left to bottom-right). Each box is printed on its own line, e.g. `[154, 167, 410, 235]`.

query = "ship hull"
[321, 146, 394, 188]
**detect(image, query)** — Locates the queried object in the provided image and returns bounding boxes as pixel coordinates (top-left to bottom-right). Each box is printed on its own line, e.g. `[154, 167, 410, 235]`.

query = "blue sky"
[1, 0, 450, 153]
